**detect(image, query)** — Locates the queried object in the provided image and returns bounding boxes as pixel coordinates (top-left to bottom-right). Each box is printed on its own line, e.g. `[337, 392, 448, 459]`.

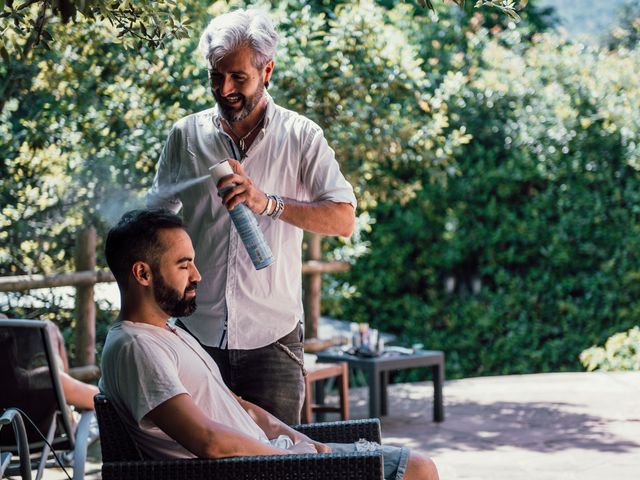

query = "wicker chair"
[95, 394, 384, 479]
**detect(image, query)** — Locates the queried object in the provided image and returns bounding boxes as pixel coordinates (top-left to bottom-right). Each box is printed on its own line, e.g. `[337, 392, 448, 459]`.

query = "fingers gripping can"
[209, 161, 275, 270]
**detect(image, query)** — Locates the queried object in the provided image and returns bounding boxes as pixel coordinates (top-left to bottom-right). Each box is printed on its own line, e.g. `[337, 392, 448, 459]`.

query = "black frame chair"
[0, 319, 95, 480]
[95, 394, 385, 479]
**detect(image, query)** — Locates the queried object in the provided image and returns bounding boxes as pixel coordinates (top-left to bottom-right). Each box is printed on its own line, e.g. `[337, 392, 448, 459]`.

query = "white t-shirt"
[147, 94, 357, 349]
[99, 321, 269, 459]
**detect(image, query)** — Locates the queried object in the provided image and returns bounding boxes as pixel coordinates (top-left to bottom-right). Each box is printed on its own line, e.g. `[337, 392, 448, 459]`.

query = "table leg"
[315, 379, 327, 422]
[433, 361, 445, 422]
[367, 366, 381, 418]
[380, 371, 389, 416]
[339, 365, 350, 421]
[302, 376, 313, 423]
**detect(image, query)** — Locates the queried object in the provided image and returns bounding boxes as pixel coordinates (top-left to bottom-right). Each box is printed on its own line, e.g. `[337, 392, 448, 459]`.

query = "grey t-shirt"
[99, 321, 269, 459]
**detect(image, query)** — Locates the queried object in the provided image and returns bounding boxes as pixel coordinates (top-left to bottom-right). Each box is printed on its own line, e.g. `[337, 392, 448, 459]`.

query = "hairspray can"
[209, 161, 275, 270]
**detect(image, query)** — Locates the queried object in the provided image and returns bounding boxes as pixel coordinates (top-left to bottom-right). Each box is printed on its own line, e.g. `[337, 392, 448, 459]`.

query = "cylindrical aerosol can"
[209, 161, 275, 270]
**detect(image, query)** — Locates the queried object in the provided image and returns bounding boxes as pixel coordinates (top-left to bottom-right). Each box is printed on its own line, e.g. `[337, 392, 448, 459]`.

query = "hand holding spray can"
[209, 161, 275, 270]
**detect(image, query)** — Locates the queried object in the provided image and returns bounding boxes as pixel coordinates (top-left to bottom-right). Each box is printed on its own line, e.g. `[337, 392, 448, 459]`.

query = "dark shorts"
[176, 321, 305, 425]
[328, 441, 410, 480]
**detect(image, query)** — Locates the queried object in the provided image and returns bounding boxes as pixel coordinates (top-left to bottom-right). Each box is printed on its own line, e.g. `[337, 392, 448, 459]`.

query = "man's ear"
[132, 261, 152, 286]
[263, 59, 274, 86]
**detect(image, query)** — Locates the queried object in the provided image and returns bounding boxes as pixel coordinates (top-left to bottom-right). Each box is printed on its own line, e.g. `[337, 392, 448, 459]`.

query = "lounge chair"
[0, 408, 31, 479]
[95, 393, 384, 479]
[0, 318, 95, 480]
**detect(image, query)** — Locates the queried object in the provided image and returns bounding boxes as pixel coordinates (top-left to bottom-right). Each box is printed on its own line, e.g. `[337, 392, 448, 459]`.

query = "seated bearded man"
[99, 209, 439, 480]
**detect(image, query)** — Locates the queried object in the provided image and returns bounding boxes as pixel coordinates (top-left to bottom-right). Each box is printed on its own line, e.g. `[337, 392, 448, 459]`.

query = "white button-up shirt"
[147, 96, 357, 349]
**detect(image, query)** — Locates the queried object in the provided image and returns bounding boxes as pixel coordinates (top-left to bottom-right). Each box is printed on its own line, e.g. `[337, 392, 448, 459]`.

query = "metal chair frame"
[0, 408, 32, 480]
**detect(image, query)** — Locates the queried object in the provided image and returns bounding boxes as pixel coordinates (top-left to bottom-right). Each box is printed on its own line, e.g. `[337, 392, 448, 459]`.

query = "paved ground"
[348, 371, 640, 480]
[39, 371, 639, 479]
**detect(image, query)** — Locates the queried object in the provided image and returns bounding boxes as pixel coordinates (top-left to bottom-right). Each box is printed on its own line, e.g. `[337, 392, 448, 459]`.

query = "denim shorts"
[327, 440, 410, 480]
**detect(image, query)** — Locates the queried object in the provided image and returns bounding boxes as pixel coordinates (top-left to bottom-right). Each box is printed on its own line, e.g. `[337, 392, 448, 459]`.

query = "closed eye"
[177, 256, 194, 269]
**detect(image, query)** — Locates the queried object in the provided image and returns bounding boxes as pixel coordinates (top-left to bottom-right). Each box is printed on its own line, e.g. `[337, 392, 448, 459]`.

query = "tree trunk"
[74, 226, 96, 366]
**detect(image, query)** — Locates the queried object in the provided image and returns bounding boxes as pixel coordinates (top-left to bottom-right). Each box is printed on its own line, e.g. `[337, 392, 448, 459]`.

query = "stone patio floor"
[366, 371, 640, 480]
[41, 371, 639, 479]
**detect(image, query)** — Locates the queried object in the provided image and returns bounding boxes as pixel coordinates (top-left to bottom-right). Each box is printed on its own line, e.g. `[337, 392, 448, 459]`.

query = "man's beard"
[153, 272, 198, 317]
[213, 82, 265, 122]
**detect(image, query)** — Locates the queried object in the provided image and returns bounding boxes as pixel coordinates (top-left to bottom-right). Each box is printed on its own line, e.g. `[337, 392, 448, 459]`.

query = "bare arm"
[218, 160, 355, 237]
[60, 372, 99, 410]
[145, 393, 305, 458]
[236, 396, 331, 454]
[277, 199, 354, 237]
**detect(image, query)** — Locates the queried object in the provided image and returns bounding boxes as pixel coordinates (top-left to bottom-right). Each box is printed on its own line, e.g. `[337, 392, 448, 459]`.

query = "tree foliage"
[605, 2, 640, 51]
[0, 5, 215, 286]
[322, 16, 640, 378]
[0, 0, 191, 56]
[0, 0, 523, 60]
[2, 0, 639, 378]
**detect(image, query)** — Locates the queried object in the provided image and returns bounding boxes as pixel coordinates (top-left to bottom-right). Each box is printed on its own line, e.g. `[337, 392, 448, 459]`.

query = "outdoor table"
[315, 349, 445, 422]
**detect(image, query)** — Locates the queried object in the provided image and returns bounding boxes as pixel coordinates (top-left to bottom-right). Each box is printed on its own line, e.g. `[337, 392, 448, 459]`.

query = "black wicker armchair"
[95, 394, 384, 479]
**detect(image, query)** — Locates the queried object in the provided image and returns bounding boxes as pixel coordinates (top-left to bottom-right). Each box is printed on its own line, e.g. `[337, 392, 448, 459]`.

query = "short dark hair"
[105, 209, 185, 286]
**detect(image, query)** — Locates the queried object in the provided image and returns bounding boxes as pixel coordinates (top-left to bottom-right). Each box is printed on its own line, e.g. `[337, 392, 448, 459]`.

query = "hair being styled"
[105, 209, 184, 287]
[198, 8, 278, 70]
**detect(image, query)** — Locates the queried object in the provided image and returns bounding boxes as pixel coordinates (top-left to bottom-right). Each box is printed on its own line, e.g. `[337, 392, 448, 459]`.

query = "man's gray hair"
[198, 8, 278, 70]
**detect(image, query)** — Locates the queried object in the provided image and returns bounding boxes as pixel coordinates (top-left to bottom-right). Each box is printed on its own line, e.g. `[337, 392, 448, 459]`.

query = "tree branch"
[0, 0, 41, 18]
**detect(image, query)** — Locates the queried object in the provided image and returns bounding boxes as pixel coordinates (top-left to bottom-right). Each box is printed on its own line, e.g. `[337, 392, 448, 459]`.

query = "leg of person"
[175, 319, 235, 391]
[230, 323, 305, 425]
[45, 320, 99, 410]
[60, 372, 99, 410]
[403, 451, 439, 480]
[202, 346, 234, 390]
[176, 319, 305, 424]
[327, 442, 439, 480]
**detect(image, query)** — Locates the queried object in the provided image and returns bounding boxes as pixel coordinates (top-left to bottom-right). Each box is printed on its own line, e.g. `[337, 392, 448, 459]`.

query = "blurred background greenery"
[1, 0, 639, 377]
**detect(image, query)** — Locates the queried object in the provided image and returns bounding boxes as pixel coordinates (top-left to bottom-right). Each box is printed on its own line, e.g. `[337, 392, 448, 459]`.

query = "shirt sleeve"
[147, 125, 184, 213]
[299, 124, 357, 210]
[113, 335, 188, 424]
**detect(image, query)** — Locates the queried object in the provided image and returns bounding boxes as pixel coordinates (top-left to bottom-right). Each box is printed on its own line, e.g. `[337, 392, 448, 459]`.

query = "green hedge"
[324, 30, 640, 379]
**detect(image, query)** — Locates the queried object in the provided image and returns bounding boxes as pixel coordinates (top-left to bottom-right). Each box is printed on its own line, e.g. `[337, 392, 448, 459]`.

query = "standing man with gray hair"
[148, 8, 357, 424]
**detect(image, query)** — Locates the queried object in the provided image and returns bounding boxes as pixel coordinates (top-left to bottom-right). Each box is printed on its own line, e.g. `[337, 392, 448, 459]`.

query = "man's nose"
[191, 265, 202, 283]
[220, 77, 235, 97]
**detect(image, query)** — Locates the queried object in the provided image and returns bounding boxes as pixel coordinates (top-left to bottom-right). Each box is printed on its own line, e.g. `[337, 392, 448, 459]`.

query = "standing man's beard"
[153, 272, 198, 317]
[213, 82, 265, 122]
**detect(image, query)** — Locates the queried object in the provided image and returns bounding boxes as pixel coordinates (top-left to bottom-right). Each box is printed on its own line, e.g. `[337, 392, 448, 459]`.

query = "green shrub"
[324, 20, 640, 379]
[580, 326, 640, 371]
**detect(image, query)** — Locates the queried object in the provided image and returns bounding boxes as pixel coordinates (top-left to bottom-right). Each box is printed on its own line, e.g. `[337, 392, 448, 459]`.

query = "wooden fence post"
[303, 233, 322, 339]
[74, 227, 96, 366]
